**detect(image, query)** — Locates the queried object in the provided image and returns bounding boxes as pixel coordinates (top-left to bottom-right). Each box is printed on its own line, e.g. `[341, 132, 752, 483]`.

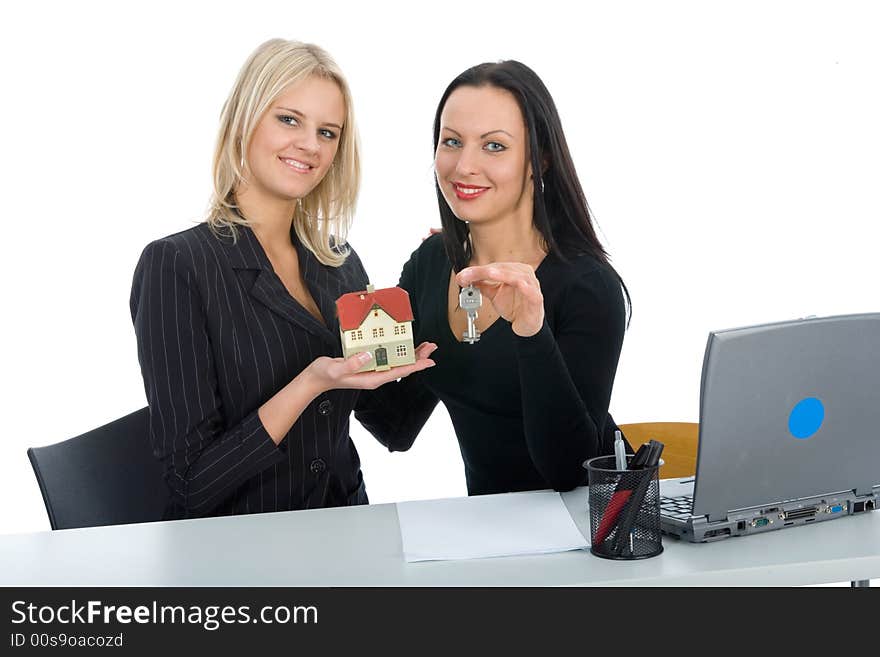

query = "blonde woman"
[131, 39, 437, 520]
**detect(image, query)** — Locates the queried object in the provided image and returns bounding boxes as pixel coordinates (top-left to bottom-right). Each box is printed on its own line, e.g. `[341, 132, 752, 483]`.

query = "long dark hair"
[432, 60, 631, 321]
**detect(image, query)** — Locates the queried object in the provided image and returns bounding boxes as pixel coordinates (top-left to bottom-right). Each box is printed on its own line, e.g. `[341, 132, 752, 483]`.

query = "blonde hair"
[207, 39, 361, 266]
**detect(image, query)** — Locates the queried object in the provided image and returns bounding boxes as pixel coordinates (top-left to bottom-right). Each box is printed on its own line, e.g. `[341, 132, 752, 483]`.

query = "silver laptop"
[660, 313, 879, 542]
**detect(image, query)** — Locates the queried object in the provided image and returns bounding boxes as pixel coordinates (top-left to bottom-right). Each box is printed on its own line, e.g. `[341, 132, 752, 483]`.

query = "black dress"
[356, 234, 626, 495]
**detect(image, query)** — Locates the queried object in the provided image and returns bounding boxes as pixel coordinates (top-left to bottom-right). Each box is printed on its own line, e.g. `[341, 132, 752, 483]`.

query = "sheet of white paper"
[396, 490, 588, 563]
[660, 477, 695, 498]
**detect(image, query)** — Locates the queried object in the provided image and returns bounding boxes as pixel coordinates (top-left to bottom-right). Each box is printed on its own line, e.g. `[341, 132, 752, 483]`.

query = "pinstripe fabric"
[130, 222, 370, 519]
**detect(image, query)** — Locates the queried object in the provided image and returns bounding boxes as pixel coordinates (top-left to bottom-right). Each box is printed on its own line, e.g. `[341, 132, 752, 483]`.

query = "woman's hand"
[304, 341, 438, 395]
[456, 263, 544, 337]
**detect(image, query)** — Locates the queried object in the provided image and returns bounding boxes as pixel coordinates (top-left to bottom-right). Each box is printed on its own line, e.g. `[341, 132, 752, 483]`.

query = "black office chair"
[27, 407, 167, 530]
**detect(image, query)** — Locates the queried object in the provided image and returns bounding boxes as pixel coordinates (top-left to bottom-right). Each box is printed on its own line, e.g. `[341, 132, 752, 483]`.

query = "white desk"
[1, 487, 878, 586]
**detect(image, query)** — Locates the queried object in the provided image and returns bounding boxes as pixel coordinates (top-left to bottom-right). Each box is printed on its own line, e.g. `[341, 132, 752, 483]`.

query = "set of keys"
[458, 284, 482, 344]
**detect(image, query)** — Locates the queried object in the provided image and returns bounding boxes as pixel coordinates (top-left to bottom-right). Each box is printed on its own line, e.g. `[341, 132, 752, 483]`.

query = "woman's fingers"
[455, 264, 541, 309]
[343, 350, 373, 374]
[319, 343, 438, 391]
[456, 263, 538, 289]
[451, 262, 545, 336]
[414, 341, 439, 360]
[457, 265, 527, 307]
[345, 358, 435, 390]
[516, 277, 543, 302]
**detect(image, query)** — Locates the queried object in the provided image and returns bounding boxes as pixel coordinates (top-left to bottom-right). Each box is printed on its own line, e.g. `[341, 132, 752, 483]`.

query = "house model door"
[374, 347, 388, 368]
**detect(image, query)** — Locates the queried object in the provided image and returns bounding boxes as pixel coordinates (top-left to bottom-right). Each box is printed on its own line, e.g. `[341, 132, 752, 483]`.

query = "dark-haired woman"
[355, 61, 630, 496]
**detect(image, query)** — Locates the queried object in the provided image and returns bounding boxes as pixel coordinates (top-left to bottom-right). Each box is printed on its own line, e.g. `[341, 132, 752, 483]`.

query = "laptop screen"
[691, 313, 880, 522]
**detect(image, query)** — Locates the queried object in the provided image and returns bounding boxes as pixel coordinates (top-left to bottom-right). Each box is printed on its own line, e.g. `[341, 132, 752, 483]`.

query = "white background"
[0, 0, 877, 541]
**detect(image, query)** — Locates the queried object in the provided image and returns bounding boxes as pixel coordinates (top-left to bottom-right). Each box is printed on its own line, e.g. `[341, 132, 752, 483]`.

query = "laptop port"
[867, 500, 876, 511]
[783, 507, 818, 521]
[854, 502, 865, 513]
[751, 517, 770, 528]
[703, 528, 731, 539]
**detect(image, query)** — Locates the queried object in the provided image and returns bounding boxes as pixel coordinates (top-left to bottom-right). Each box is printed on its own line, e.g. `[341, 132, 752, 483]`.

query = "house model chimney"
[365, 284, 375, 294]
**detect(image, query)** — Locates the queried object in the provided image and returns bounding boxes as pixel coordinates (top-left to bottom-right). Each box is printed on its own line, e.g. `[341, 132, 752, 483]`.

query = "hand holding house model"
[335, 284, 417, 373]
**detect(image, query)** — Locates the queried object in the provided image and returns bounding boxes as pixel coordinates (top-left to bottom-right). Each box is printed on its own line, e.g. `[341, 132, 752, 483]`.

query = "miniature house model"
[335, 284, 416, 372]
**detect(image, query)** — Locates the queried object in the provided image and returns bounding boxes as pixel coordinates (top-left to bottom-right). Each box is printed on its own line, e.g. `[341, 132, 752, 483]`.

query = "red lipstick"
[452, 182, 489, 200]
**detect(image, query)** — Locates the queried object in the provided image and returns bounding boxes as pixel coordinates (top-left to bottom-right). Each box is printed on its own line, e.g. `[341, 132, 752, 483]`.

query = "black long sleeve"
[354, 239, 440, 450]
[365, 235, 625, 496]
[513, 267, 625, 490]
[354, 376, 439, 452]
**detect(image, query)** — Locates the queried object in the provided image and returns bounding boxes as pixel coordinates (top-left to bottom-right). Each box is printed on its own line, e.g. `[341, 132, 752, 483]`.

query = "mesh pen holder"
[585, 455, 663, 560]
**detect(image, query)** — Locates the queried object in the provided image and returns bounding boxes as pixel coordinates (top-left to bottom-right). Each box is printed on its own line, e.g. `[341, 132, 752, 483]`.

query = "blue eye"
[441, 137, 461, 148]
[319, 128, 337, 139]
[278, 115, 299, 126]
[485, 141, 506, 152]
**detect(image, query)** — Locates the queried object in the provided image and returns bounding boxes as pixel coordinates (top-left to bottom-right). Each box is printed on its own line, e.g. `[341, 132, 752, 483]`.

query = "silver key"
[459, 285, 482, 344]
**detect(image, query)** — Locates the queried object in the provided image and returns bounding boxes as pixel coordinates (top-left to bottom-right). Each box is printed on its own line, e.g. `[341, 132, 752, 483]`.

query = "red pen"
[592, 442, 652, 545]
[594, 488, 633, 544]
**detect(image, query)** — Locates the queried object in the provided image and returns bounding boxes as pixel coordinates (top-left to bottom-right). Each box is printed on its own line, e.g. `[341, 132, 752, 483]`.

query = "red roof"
[336, 286, 414, 330]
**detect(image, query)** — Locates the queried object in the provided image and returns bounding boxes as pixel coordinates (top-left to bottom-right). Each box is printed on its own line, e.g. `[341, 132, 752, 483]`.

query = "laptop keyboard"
[660, 495, 694, 519]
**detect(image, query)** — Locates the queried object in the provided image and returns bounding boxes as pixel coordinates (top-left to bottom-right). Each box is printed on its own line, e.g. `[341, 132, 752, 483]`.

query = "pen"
[593, 442, 652, 545]
[593, 486, 634, 545]
[614, 430, 626, 471]
[610, 470, 653, 556]
[610, 440, 665, 556]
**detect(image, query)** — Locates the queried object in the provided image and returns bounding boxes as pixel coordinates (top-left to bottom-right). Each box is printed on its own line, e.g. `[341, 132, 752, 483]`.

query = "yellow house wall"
[340, 306, 415, 371]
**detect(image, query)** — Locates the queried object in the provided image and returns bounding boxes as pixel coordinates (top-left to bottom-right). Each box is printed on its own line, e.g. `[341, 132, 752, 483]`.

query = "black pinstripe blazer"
[130, 222, 371, 519]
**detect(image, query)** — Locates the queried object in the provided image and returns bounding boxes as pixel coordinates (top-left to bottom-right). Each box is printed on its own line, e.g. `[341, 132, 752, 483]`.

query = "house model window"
[335, 284, 416, 373]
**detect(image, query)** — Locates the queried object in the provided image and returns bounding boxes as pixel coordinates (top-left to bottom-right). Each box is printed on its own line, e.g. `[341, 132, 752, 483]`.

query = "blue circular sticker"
[788, 397, 824, 439]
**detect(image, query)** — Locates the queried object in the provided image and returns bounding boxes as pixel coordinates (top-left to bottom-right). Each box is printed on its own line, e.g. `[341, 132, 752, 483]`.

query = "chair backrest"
[27, 407, 167, 530]
[617, 422, 699, 479]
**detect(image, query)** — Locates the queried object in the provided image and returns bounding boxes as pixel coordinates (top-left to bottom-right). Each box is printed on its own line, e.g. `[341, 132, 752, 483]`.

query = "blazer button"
[317, 400, 333, 416]
[309, 458, 326, 475]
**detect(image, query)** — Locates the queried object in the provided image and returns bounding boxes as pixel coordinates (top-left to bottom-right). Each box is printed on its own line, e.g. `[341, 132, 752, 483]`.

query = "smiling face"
[434, 85, 533, 226]
[244, 74, 345, 204]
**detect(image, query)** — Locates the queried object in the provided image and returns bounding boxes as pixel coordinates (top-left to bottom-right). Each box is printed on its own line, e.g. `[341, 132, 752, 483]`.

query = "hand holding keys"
[458, 284, 482, 344]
